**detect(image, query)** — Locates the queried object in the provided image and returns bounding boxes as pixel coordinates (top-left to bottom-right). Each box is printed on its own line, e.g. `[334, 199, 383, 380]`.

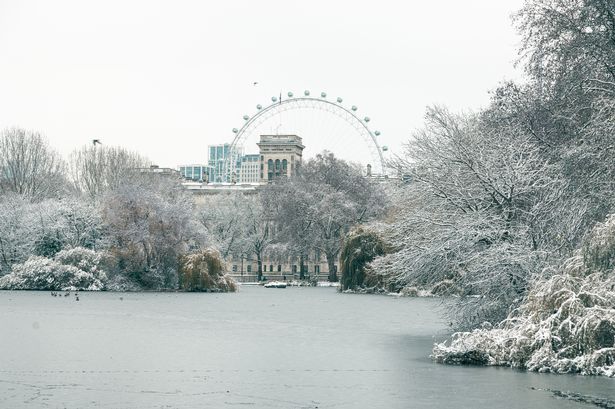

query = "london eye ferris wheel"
[223, 90, 389, 183]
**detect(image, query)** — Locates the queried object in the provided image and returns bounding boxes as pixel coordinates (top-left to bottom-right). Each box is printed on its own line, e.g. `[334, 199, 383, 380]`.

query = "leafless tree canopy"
[0, 128, 66, 200]
[69, 145, 150, 198]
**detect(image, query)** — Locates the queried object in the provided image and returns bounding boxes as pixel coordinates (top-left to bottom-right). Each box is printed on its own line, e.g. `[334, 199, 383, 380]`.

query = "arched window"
[282, 159, 287, 169]
[277, 265, 282, 272]
[275, 159, 280, 170]
[267, 159, 273, 172]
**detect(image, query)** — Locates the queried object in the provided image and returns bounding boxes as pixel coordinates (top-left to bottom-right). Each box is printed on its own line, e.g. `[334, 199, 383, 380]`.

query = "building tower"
[257, 134, 304, 183]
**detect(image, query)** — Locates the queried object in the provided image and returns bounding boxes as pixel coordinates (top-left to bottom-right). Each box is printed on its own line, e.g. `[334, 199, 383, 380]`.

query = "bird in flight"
[253, 82, 258, 86]
[92, 139, 101, 145]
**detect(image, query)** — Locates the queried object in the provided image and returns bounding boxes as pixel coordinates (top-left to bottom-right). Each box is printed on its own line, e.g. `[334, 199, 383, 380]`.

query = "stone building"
[238, 154, 260, 184]
[226, 251, 337, 283]
[257, 134, 304, 183]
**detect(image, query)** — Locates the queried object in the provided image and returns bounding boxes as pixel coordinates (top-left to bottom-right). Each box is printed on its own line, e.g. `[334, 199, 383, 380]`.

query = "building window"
[277, 265, 281, 272]
[232, 265, 237, 272]
[314, 265, 320, 274]
[269, 264, 273, 272]
[247, 264, 252, 273]
[292, 265, 297, 273]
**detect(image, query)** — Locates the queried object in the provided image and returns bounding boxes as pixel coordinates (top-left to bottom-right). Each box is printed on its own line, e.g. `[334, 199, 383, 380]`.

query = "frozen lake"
[0, 287, 613, 408]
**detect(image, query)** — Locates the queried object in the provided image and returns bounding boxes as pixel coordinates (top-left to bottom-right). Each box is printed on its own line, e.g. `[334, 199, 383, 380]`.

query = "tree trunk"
[326, 253, 338, 282]
[257, 252, 263, 281]
[299, 254, 305, 279]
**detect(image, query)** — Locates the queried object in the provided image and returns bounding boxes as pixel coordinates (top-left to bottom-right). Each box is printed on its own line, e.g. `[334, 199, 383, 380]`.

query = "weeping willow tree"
[178, 249, 237, 292]
[340, 227, 388, 291]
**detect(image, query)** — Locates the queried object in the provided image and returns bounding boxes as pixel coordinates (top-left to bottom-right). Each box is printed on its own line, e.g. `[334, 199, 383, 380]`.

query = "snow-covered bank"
[432, 254, 615, 377]
[0, 248, 107, 291]
[0, 247, 238, 293]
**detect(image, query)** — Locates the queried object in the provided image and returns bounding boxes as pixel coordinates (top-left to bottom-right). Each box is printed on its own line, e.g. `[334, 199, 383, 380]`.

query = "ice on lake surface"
[0, 287, 613, 408]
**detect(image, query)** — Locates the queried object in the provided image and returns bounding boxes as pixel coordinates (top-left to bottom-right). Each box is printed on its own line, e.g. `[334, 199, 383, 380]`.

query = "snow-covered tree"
[375, 107, 563, 327]
[102, 173, 207, 289]
[515, 0, 615, 92]
[198, 193, 273, 280]
[376, 0, 615, 331]
[198, 192, 252, 259]
[69, 145, 150, 198]
[0, 128, 67, 200]
[0, 194, 37, 274]
[263, 152, 385, 281]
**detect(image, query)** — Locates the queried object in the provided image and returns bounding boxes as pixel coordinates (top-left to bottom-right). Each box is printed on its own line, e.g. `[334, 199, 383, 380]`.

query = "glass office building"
[208, 144, 243, 183]
[178, 164, 212, 182]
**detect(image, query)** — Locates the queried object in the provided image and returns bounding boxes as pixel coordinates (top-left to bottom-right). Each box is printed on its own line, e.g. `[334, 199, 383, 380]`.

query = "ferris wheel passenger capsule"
[256, 104, 262, 110]
[287, 92, 294, 98]
[351, 105, 358, 111]
[232, 128, 238, 133]
[321, 92, 327, 98]
[272, 96, 278, 102]
[243, 115, 249, 120]
[364, 117, 370, 122]
[337, 97, 343, 103]
[382, 146, 389, 151]
[375, 130, 381, 136]
[304, 90, 310, 96]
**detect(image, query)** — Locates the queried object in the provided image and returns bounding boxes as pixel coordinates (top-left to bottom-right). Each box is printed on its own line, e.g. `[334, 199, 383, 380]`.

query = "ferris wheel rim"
[225, 94, 386, 180]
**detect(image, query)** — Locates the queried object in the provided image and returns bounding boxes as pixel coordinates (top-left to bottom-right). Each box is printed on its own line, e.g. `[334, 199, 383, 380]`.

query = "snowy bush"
[54, 247, 107, 279]
[0, 195, 105, 274]
[178, 248, 237, 292]
[0, 248, 108, 291]
[432, 216, 615, 377]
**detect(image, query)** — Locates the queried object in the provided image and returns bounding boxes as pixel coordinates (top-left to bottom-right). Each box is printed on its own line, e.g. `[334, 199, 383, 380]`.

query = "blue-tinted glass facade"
[207, 143, 243, 183]
[178, 164, 212, 182]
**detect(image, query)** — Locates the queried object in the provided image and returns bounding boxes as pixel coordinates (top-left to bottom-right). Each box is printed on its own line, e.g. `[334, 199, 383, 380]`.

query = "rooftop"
[257, 134, 304, 148]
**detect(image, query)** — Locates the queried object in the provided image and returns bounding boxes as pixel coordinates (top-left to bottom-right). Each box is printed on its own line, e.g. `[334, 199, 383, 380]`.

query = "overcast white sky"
[0, 0, 525, 168]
